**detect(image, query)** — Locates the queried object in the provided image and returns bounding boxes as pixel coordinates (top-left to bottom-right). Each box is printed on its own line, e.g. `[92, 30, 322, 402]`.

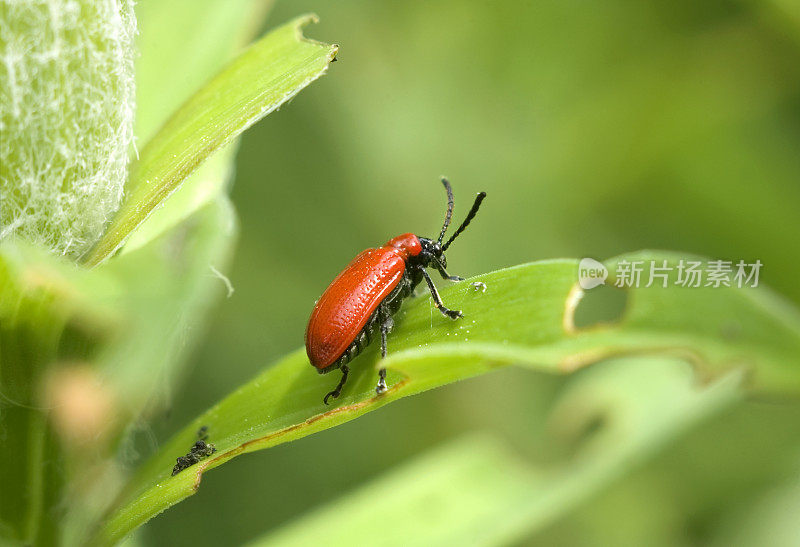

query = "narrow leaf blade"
[84, 14, 337, 266]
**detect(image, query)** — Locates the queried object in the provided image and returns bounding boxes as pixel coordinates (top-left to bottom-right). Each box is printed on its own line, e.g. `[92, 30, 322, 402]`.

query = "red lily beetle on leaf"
[305, 178, 486, 404]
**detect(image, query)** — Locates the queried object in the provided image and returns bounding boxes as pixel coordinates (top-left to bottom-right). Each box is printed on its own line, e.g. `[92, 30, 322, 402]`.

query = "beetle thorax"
[385, 233, 422, 260]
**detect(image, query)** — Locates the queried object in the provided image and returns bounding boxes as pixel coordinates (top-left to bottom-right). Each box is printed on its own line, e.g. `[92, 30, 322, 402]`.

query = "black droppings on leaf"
[172, 426, 217, 476]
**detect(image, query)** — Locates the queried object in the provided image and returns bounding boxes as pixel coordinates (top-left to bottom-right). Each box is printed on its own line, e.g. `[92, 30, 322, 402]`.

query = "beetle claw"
[446, 309, 463, 320]
[323, 390, 338, 405]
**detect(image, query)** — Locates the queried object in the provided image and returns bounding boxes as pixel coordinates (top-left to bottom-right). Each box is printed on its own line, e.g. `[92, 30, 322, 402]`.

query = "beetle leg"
[434, 259, 464, 282]
[421, 268, 463, 319]
[376, 315, 393, 395]
[376, 368, 387, 395]
[324, 364, 349, 405]
[380, 316, 393, 358]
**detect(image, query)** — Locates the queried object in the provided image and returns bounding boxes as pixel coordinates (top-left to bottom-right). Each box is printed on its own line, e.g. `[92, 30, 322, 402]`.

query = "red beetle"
[305, 178, 486, 404]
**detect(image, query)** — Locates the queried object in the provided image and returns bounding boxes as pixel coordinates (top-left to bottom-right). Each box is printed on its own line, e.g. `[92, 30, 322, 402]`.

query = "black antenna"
[442, 191, 486, 251]
[437, 177, 455, 244]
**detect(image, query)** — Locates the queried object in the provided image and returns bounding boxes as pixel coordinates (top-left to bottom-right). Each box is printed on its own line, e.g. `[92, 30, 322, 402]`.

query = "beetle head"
[417, 237, 446, 269]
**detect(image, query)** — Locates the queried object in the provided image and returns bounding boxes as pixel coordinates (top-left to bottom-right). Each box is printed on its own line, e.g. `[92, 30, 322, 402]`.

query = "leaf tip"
[292, 13, 339, 61]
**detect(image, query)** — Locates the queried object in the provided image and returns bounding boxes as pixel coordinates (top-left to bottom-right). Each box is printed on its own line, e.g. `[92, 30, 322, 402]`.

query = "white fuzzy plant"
[0, 0, 136, 259]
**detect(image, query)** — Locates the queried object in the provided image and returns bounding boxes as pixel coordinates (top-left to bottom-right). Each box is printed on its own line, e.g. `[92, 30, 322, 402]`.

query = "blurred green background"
[139, 1, 800, 545]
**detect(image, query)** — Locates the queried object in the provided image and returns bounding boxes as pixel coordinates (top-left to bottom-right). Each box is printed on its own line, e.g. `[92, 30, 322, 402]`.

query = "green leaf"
[123, 0, 271, 253]
[134, 0, 273, 145]
[1, 198, 237, 414]
[0, 196, 237, 544]
[712, 464, 800, 546]
[84, 14, 337, 267]
[249, 434, 540, 547]
[0, 237, 113, 544]
[248, 358, 741, 546]
[95, 251, 800, 544]
[499, 356, 742, 543]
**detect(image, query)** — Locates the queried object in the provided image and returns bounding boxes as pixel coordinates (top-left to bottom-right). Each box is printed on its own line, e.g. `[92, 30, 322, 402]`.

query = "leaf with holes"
[95, 251, 800, 544]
